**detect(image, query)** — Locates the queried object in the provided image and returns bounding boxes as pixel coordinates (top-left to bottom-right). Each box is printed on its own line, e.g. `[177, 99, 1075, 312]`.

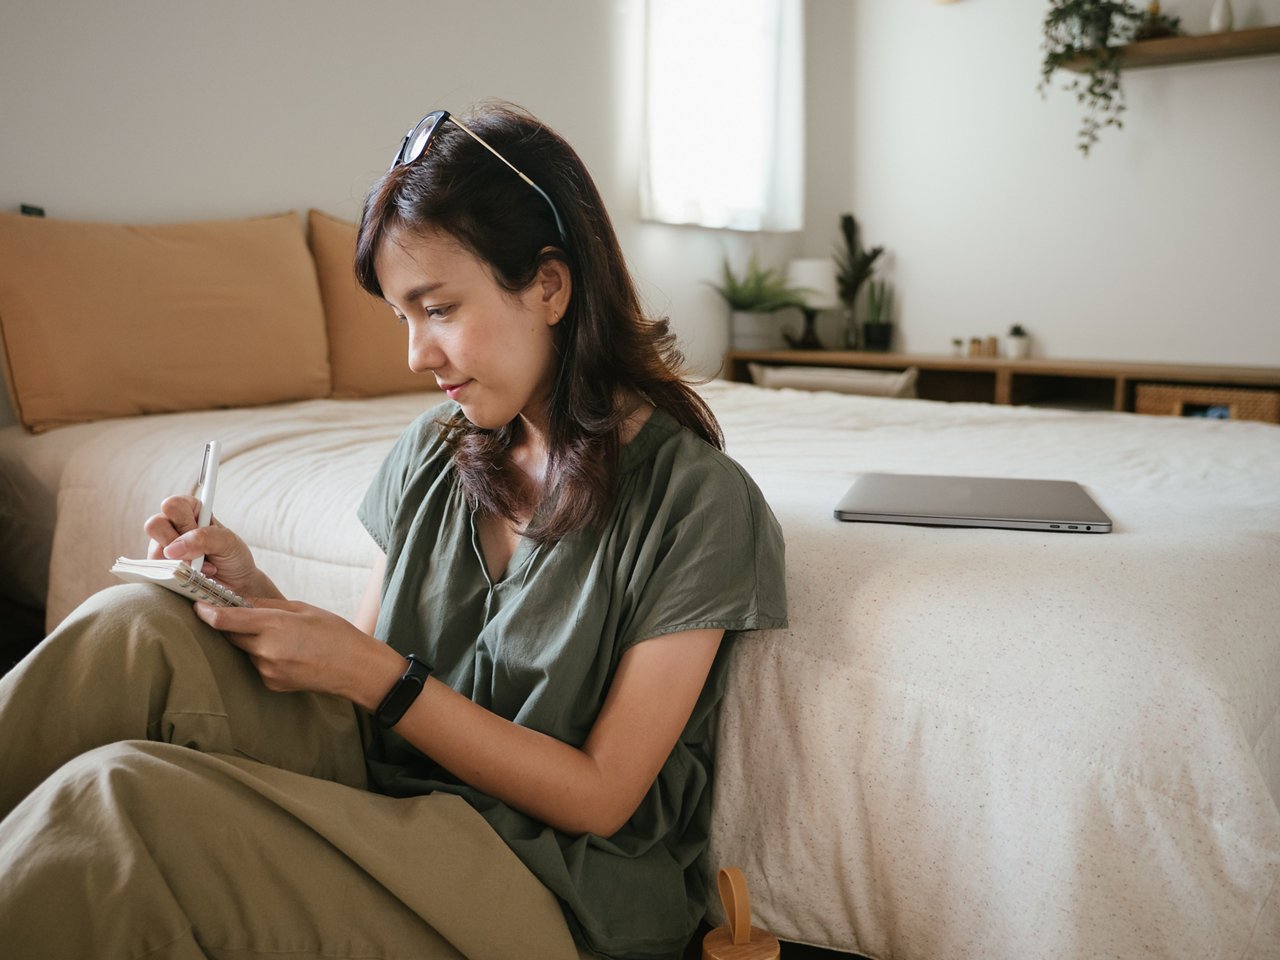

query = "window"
[641, 0, 804, 232]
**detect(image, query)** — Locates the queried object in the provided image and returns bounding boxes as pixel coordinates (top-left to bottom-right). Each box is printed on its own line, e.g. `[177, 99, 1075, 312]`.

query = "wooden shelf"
[724, 350, 1280, 418]
[1063, 24, 1280, 71]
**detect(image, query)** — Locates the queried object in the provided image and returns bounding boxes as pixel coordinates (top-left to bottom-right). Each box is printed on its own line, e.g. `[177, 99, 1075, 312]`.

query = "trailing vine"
[1038, 1, 1181, 156]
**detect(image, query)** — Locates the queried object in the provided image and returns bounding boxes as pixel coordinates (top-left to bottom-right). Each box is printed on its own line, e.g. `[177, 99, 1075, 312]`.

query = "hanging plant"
[1038, 1, 1181, 156]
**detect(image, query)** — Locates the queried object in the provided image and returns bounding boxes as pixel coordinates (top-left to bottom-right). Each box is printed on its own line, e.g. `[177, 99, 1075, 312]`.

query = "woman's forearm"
[371, 676, 624, 836]
[355, 628, 722, 839]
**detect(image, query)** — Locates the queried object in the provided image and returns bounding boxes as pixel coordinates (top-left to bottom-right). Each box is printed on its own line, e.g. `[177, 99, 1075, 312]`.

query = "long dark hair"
[355, 103, 722, 542]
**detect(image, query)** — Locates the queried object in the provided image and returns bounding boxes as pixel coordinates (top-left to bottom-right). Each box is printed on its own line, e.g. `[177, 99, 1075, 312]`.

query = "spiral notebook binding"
[175, 565, 248, 607]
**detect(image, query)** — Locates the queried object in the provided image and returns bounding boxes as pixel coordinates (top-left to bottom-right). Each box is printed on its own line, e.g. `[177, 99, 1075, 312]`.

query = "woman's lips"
[439, 379, 472, 400]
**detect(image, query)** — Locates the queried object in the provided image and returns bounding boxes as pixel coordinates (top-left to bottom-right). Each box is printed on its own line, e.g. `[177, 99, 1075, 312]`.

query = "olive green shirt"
[358, 402, 787, 959]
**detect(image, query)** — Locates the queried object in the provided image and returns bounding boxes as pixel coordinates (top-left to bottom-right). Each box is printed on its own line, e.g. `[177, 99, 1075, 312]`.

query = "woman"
[0, 104, 786, 960]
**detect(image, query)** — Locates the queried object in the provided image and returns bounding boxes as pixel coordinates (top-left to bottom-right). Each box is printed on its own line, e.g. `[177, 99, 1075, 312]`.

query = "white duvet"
[703, 381, 1280, 959]
[34, 380, 1280, 959]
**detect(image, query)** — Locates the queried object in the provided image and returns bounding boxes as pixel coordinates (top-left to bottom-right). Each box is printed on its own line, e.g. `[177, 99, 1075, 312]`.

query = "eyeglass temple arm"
[449, 116, 568, 244]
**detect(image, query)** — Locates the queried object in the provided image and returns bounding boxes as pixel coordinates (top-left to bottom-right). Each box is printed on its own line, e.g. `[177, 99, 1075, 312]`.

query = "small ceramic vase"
[1210, 0, 1233, 33]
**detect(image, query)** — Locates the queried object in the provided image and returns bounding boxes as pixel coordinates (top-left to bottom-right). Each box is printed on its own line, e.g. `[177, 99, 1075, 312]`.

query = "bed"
[701, 382, 1280, 959]
[1, 379, 1276, 958]
[2, 210, 1277, 958]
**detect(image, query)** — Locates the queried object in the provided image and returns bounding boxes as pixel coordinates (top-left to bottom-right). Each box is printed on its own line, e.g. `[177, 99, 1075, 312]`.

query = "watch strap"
[372, 654, 433, 729]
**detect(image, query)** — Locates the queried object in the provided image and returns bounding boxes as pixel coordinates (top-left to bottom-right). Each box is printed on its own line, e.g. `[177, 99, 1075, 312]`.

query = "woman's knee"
[67, 582, 206, 637]
[9, 741, 188, 837]
[49, 739, 186, 796]
[48, 583, 225, 672]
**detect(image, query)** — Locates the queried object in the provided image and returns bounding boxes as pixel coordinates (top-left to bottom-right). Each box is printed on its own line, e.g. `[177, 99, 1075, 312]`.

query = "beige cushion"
[308, 209, 432, 398]
[747, 363, 919, 398]
[0, 211, 331, 432]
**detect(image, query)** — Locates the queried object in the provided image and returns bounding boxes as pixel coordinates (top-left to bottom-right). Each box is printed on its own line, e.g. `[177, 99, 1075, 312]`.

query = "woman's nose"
[406, 321, 443, 374]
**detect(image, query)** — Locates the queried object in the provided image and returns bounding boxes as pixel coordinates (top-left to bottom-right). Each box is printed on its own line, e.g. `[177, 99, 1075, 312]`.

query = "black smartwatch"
[372, 654, 433, 729]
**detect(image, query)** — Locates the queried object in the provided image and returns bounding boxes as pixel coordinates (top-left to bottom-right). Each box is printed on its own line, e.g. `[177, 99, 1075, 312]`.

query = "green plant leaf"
[832, 213, 883, 305]
[707, 253, 806, 313]
[1037, 0, 1177, 155]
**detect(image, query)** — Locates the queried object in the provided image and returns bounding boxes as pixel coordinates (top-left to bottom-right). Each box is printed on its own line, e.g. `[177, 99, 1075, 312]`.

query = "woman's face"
[374, 227, 568, 433]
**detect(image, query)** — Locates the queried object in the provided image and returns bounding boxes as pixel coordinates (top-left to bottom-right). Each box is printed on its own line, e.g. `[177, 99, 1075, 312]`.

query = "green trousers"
[0, 584, 591, 959]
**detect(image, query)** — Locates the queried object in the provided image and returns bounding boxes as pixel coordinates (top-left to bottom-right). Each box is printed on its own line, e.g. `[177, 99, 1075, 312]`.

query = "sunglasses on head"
[390, 110, 568, 246]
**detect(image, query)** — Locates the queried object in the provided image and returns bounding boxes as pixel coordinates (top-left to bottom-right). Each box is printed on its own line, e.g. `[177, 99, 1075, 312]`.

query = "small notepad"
[110, 558, 250, 607]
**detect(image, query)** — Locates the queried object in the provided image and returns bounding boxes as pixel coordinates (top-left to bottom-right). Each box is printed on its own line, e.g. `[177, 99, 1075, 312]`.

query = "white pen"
[190, 440, 220, 576]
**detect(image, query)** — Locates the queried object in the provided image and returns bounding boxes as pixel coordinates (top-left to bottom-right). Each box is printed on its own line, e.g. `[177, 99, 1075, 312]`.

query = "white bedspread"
[34, 380, 1280, 959]
[699, 380, 1280, 959]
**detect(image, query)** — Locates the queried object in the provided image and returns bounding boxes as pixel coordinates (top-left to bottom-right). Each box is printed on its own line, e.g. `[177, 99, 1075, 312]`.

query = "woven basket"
[1135, 383, 1280, 424]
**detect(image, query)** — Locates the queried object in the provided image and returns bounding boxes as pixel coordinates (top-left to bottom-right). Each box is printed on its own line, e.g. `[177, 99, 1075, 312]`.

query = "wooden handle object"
[702, 867, 780, 960]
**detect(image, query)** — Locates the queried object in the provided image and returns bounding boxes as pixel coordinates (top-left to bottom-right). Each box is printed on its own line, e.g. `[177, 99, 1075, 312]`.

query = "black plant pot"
[862, 322, 893, 352]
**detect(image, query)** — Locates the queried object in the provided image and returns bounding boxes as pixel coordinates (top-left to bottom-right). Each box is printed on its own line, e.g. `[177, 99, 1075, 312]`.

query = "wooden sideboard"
[723, 349, 1280, 417]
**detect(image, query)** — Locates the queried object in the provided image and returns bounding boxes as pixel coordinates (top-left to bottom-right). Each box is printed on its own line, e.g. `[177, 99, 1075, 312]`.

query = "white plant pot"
[1004, 335, 1030, 360]
[730, 311, 786, 351]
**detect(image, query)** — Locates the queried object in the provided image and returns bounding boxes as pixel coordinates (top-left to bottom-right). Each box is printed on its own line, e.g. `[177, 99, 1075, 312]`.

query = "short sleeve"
[620, 448, 787, 650]
[358, 401, 453, 551]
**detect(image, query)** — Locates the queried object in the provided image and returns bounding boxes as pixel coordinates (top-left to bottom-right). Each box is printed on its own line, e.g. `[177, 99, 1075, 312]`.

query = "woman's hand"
[194, 599, 403, 706]
[144, 495, 279, 599]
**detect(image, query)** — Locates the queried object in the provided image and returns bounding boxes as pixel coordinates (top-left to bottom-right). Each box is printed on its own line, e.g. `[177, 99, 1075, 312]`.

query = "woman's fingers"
[144, 516, 180, 559]
[160, 494, 202, 530]
[144, 495, 203, 557]
[161, 525, 216, 563]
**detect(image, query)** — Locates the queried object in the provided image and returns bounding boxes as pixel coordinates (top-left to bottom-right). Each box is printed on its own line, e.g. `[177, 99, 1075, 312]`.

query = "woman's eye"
[425, 304, 454, 320]
[393, 313, 408, 326]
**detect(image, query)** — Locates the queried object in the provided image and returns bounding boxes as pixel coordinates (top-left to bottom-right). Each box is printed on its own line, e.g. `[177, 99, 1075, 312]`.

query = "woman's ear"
[536, 251, 572, 326]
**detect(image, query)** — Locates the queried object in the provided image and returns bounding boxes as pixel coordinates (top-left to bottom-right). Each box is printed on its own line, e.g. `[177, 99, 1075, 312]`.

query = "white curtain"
[640, 0, 804, 232]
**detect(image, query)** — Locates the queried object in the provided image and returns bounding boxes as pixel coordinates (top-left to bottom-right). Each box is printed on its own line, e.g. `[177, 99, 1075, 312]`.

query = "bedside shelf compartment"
[1134, 382, 1280, 423]
[725, 350, 1280, 416]
[917, 368, 997, 404]
[1008, 373, 1117, 411]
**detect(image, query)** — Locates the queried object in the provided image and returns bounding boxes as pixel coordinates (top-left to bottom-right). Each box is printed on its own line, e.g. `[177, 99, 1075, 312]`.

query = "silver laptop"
[834, 472, 1112, 533]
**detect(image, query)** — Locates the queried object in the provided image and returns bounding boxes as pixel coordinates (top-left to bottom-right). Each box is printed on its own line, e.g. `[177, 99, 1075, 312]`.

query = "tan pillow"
[747, 363, 919, 398]
[307, 209, 433, 398]
[0, 211, 331, 432]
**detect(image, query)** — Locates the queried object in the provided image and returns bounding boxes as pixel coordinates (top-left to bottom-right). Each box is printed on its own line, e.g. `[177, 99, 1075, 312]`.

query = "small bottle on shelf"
[1210, 0, 1234, 33]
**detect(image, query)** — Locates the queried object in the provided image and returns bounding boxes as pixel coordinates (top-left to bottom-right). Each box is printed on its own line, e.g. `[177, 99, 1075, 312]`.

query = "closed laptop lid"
[834, 472, 1112, 533]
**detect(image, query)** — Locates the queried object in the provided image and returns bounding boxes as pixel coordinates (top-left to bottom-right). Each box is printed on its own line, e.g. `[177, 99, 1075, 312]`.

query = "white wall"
[0, 0, 854, 403]
[847, 0, 1280, 366]
[0, 0, 621, 223]
[2, 0, 1271, 424]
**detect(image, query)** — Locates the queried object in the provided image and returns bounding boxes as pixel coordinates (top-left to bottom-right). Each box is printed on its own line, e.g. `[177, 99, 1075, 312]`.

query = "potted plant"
[833, 214, 883, 349]
[861, 279, 894, 352]
[1005, 324, 1031, 359]
[711, 253, 806, 351]
[1038, 0, 1180, 156]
